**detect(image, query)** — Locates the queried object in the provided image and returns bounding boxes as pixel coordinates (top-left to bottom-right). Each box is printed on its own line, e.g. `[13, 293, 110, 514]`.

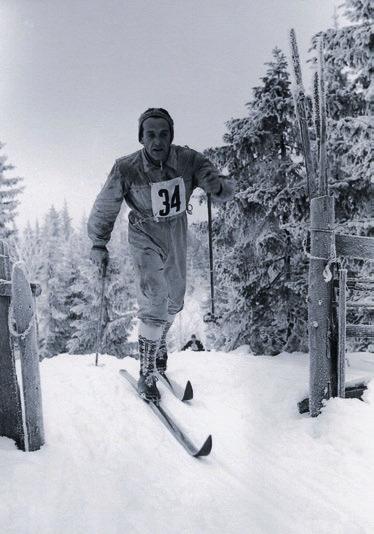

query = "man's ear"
[139, 137, 144, 146]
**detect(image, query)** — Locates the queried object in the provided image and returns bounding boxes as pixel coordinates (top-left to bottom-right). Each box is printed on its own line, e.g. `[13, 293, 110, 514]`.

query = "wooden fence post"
[338, 269, 347, 398]
[11, 262, 45, 451]
[308, 196, 336, 416]
[0, 240, 24, 449]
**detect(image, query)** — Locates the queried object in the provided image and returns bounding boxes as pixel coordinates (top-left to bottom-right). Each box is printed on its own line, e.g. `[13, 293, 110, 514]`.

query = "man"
[181, 334, 204, 352]
[88, 108, 234, 402]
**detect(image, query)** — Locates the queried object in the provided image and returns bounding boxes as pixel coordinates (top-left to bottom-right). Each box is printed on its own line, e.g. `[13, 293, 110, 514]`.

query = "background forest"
[0, 0, 372, 358]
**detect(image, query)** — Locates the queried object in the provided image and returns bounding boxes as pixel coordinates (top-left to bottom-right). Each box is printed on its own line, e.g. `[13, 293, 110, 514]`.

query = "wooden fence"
[0, 239, 44, 450]
[290, 31, 374, 417]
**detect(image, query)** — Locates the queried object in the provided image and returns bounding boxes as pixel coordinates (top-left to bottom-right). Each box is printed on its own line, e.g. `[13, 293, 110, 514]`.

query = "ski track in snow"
[1, 350, 374, 534]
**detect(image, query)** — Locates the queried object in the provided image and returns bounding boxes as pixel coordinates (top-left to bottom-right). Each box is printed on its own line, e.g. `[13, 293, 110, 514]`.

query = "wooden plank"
[298, 382, 368, 414]
[346, 303, 374, 309]
[346, 324, 374, 337]
[333, 278, 374, 290]
[346, 277, 374, 284]
[0, 280, 41, 298]
[332, 302, 374, 309]
[338, 269, 347, 398]
[308, 195, 336, 416]
[335, 234, 374, 261]
[0, 279, 12, 296]
[0, 240, 24, 449]
[11, 262, 45, 451]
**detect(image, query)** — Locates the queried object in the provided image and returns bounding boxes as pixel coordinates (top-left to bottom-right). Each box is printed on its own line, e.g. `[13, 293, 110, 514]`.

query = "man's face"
[141, 117, 172, 162]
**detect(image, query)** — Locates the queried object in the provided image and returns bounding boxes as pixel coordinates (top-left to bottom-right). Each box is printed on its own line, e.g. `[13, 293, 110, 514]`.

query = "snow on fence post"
[11, 262, 45, 451]
[308, 196, 336, 416]
[0, 240, 24, 449]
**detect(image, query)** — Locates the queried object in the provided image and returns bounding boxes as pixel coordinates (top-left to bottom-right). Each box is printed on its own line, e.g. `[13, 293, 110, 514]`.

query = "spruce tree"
[61, 200, 73, 241]
[0, 143, 23, 239]
[68, 207, 137, 358]
[204, 47, 309, 354]
[37, 206, 70, 357]
[19, 220, 44, 281]
[310, 0, 372, 220]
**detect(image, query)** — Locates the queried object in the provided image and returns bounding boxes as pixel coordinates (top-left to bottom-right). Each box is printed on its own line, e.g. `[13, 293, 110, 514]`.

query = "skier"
[181, 334, 205, 352]
[88, 108, 234, 402]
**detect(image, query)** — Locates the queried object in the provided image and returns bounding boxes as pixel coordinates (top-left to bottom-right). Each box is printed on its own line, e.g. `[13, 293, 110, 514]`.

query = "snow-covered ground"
[1, 349, 374, 534]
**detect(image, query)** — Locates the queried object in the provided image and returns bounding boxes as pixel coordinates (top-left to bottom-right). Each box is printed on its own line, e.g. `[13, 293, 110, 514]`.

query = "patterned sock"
[139, 335, 159, 380]
[157, 320, 173, 361]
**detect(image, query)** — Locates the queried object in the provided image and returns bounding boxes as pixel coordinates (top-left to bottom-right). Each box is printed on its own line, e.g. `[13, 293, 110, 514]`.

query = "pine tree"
[19, 220, 44, 281]
[310, 0, 372, 220]
[37, 207, 63, 356]
[0, 143, 23, 239]
[203, 47, 309, 354]
[61, 200, 73, 241]
[68, 207, 137, 357]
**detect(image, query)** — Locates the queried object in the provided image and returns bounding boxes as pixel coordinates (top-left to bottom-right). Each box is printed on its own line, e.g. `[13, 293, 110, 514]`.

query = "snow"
[1, 350, 374, 534]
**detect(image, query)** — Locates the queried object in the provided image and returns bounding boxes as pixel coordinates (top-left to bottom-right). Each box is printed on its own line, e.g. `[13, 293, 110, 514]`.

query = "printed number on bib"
[151, 177, 186, 218]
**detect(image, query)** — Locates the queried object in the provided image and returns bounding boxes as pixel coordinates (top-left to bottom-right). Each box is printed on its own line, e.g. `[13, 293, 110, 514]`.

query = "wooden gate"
[290, 31, 374, 416]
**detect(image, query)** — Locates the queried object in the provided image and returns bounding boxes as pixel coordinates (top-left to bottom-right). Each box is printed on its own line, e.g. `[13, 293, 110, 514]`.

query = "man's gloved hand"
[203, 171, 223, 196]
[90, 245, 109, 268]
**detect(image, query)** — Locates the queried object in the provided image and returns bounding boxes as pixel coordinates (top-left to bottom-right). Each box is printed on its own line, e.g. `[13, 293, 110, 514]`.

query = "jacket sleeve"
[87, 161, 127, 247]
[192, 150, 235, 203]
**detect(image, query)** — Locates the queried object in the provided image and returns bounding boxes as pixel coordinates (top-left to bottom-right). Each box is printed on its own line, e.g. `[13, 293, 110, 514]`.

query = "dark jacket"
[181, 339, 204, 352]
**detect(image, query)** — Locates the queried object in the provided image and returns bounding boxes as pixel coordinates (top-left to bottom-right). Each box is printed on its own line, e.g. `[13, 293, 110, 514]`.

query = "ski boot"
[137, 335, 161, 403]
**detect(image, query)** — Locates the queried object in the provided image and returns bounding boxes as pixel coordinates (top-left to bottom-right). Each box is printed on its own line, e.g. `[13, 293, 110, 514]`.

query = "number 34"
[158, 185, 181, 216]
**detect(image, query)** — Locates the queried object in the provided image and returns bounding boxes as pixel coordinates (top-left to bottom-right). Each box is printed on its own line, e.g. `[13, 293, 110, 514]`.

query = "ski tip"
[182, 380, 194, 402]
[195, 434, 213, 458]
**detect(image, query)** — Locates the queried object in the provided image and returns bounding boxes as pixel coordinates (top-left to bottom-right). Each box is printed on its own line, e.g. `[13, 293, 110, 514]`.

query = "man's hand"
[203, 171, 222, 195]
[90, 246, 109, 268]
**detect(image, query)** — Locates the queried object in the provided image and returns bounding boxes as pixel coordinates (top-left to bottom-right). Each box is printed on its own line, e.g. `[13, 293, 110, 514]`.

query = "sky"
[1, 0, 338, 229]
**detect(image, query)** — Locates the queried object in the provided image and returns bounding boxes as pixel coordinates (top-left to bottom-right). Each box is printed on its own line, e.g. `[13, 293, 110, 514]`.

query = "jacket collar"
[141, 145, 178, 172]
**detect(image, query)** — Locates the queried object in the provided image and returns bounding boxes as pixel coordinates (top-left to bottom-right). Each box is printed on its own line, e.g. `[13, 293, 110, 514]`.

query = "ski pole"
[207, 193, 215, 320]
[95, 259, 107, 366]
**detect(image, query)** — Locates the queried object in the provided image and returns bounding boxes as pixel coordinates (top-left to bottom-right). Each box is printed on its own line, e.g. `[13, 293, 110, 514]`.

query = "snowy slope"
[1, 349, 374, 534]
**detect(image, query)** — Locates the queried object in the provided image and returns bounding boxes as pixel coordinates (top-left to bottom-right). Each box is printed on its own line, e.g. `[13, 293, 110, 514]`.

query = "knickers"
[130, 214, 187, 327]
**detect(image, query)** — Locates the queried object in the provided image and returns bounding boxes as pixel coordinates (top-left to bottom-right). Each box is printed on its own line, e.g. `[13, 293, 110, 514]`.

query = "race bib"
[151, 176, 186, 218]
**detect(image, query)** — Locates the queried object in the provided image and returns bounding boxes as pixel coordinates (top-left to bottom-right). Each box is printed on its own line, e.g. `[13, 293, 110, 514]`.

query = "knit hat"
[138, 108, 174, 142]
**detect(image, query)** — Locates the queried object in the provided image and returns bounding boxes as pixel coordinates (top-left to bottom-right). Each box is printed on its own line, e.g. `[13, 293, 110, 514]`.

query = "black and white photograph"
[0, 0, 373, 532]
